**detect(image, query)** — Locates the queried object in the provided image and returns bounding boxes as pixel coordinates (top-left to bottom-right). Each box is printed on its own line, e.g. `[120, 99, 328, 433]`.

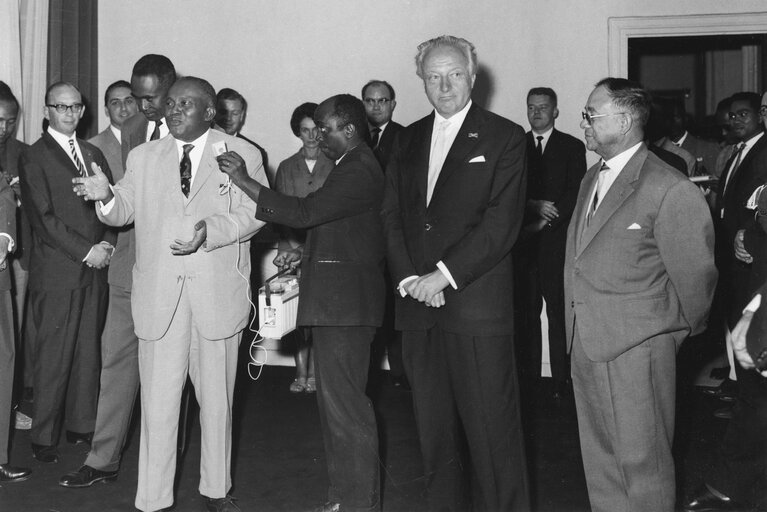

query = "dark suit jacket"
[371, 121, 403, 172]
[20, 131, 114, 291]
[525, 128, 586, 243]
[717, 133, 767, 325]
[565, 144, 717, 361]
[382, 103, 527, 336]
[0, 177, 16, 291]
[121, 114, 150, 168]
[256, 143, 386, 327]
[1, 137, 30, 269]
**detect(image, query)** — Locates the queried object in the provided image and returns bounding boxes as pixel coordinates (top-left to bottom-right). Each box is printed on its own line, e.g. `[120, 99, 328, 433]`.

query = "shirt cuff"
[98, 185, 117, 214]
[397, 275, 418, 297]
[0, 233, 14, 253]
[746, 185, 764, 210]
[436, 260, 458, 290]
[82, 245, 95, 263]
[744, 293, 762, 314]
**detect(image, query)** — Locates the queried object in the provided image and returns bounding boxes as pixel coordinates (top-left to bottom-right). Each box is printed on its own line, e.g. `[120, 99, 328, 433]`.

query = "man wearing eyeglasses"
[19, 81, 114, 465]
[565, 78, 716, 512]
[362, 80, 402, 172]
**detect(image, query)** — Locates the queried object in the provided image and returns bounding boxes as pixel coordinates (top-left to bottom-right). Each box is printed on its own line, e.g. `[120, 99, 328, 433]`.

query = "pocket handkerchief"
[627, 223, 642, 230]
[469, 155, 486, 163]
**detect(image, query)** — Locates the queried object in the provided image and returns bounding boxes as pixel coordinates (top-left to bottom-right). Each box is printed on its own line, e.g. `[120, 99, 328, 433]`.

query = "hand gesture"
[273, 249, 302, 271]
[85, 243, 111, 269]
[216, 151, 248, 185]
[734, 229, 753, 264]
[73, 162, 112, 202]
[170, 220, 207, 255]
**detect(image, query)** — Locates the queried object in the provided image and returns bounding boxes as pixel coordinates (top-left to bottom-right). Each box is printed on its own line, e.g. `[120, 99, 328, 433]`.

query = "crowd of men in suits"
[0, 33, 765, 512]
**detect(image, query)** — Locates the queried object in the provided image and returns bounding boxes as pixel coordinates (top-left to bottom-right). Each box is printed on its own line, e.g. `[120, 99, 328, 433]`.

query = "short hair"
[44, 81, 81, 104]
[527, 87, 558, 107]
[415, 35, 478, 79]
[0, 81, 19, 111]
[321, 94, 367, 138]
[729, 91, 761, 113]
[290, 102, 318, 136]
[132, 54, 176, 90]
[173, 76, 216, 108]
[216, 88, 247, 111]
[595, 77, 652, 128]
[104, 80, 131, 106]
[361, 80, 395, 101]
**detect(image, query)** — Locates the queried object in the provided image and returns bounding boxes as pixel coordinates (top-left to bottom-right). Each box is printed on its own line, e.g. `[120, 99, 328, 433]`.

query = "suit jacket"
[382, 103, 527, 336]
[20, 132, 114, 291]
[257, 143, 385, 327]
[121, 114, 151, 169]
[1, 137, 30, 269]
[90, 126, 133, 288]
[524, 128, 586, 244]
[237, 133, 269, 175]
[564, 144, 717, 362]
[655, 137, 696, 176]
[680, 133, 720, 175]
[718, 133, 767, 324]
[99, 129, 267, 341]
[0, 178, 16, 291]
[372, 121, 403, 172]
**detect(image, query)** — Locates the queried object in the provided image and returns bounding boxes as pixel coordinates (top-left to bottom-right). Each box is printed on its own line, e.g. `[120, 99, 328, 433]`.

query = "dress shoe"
[309, 502, 340, 512]
[684, 484, 745, 511]
[0, 464, 31, 482]
[65, 430, 93, 445]
[701, 379, 738, 402]
[205, 495, 240, 512]
[31, 443, 59, 463]
[59, 465, 117, 488]
[713, 405, 733, 419]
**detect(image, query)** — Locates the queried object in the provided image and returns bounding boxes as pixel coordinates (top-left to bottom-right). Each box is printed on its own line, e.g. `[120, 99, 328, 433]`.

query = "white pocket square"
[469, 155, 485, 163]
[627, 223, 642, 230]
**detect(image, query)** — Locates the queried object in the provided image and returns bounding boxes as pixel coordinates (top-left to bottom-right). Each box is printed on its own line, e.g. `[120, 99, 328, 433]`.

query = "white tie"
[426, 120, 450, 205]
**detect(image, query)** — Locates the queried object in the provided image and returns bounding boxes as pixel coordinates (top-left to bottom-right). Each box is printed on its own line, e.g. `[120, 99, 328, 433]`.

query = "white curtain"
[0, 0, 48, 144]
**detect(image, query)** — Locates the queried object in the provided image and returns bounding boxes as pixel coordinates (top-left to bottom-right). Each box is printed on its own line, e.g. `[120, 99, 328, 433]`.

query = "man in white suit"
[73, 76, 267, 512]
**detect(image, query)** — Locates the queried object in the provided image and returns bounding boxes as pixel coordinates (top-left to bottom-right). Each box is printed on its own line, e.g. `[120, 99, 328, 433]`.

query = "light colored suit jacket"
[564, 143, 717, 361]
[98, 129, 267, 341]
[90, 126, 134, 288]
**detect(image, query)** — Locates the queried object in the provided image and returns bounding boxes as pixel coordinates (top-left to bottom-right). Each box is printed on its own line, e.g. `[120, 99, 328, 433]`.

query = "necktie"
[426, 121, 450, 205]
[587, 162, 609, 226]
[151, 119, 163, 141]
[536, 135, 543, 157]
[722, 142, 746, 195]
[370, 127, 381, 148]
[180, 144, 194, 197]
[69, 139, 86, 176]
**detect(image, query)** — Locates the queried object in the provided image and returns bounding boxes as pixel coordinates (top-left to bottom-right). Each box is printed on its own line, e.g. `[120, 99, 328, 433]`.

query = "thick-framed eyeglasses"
[760, 105, 767, 116]
[728, 109, 754, 120]
[46, 103, 84, 114]
[581, 111, 626, 124]
[364, 98, 392, 107]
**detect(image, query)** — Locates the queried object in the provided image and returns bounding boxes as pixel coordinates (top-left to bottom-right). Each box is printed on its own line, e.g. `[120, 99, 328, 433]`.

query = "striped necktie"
[69, 139, 86, 176]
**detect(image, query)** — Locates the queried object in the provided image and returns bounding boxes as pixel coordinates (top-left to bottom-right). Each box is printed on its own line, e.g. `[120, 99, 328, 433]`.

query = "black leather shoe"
[59, 465, 117, 488]
[0, 464, 31, 482]
[701, 379, 738, 402]
[65, 431, 93, 445]
[684, 485, 745, 511]
[205, 495, 241, 512]
[31, 443, 59, 464]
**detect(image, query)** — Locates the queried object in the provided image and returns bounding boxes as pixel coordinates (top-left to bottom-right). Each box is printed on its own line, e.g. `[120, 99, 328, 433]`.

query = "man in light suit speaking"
[565, 78, 717, 512]
[73, 76, 267, 512]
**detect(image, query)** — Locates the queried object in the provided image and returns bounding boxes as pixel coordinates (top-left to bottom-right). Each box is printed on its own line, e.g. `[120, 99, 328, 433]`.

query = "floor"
[0, 335, 748, 512]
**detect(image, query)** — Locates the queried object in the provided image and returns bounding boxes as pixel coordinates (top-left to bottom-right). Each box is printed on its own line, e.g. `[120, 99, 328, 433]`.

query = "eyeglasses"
[581, 111, 626, 124]
[727, 109, 755, 120]
[46, 103, 84, 114]
[364, 98, 392, 107]
[760, 105, 767, 115]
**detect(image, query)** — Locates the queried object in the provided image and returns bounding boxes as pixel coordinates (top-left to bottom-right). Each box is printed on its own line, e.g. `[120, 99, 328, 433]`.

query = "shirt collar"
[675, 131, 688, 146]
[47, 126, 77, 148]
[603, 141, 643, 174]
[434, 100, 472, 128]
[370, 121, 389, 133]
[109, 125, 122, 142]
[173, 129, 210, 153]
[532, 126, 553, 142]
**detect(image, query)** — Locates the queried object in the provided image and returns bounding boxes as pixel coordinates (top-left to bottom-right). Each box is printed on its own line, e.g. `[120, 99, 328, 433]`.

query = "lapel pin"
[468, 132, 479, 139]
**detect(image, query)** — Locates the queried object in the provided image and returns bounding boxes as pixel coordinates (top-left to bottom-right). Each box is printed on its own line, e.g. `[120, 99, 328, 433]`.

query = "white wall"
[98, 0, 767, 169]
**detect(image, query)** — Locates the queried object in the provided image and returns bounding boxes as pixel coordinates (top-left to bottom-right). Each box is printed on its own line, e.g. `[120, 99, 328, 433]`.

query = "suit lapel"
[576, 146, 646, 256]
[186, 136, 216, 203]
[727, 134, 766, 196]
[42, 132, 80, 177]
[411, 115, 434, 207]
[429, 104, 483, 205]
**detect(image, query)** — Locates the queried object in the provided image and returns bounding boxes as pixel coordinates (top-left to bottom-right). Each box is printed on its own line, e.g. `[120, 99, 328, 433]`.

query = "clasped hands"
[84, 241, 113, 269]
[72, 162, 207, 256]
[403, 270, 449, 308]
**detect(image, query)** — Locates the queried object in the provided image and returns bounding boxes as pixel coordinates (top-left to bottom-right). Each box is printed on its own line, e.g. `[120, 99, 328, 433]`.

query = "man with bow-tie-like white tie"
[565, 77, 717, 512]
[382, 35, 529, 511]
